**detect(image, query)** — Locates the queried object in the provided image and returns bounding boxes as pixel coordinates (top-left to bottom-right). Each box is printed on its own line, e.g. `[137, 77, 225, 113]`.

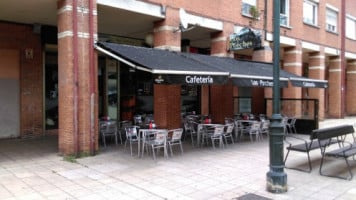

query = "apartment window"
[303, 0, 318, 26]
[242, 0, 257, 17]
[326, 9, 337, 33]
[346, 17, 356, 40]
[280, 0, 290, 26]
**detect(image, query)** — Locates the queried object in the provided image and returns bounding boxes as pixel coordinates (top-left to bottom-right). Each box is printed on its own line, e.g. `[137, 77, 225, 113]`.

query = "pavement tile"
[1, 117, 356, 199]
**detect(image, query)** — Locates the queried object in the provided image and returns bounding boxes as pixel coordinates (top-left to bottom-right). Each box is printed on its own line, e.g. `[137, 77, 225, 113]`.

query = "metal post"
[266, 0, 288, 193]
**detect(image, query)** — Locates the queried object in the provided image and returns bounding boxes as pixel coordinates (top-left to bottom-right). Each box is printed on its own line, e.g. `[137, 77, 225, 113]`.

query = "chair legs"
[150, 144, 168, 160]
[168, 141, 184, 156]
[101, 134, 119, 148]
[211, 136, 224, 149]
[249, 133, 261, 142]
[223, 134, 234, 146]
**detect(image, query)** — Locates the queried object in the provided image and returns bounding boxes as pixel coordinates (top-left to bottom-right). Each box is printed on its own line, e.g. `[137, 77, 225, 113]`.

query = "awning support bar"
[94, 44, 152, 73]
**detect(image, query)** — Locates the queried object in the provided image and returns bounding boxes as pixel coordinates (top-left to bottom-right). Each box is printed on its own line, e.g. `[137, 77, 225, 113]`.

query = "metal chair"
[143, 129, 168, 160]
[260, 119, 270, 137]
[286, 117, 297, 133]
[119, 120, 132, 143]
[205, 125, 225, 149]
[99, 121, 118, 148]
[124, 126, 140, 156]
[183, 119, 198, 147]
[133, 115, 143, 126]
[249, 121, 262, 142]
[223, 123, 235, 145]
[167, 128, 184, 156]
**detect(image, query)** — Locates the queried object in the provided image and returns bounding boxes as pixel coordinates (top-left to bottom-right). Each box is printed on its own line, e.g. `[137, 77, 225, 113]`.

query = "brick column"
[308, 52, 326, 120]
[208, 23, 234, 122]
[210, 83, 234, 123]
[328, 56, 342, 118]
[154, 85, 181, 129]
[152, 7, 182, 129]
[253, 44, 273, 117]
[282, 46, 302, 117]
[346, 60, 356, 115]
[153, 7, 181, 51]
[57, 0, 98, 155]
[201, 85, 210, 115]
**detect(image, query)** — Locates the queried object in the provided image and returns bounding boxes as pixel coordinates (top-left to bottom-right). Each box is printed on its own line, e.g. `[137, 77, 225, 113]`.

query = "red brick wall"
[0, 22, 43, 137]
[346, 61, 356, 115]
[154, 84, 181, 129]
[328, 57, 342, 118]
[153, 7, 181, 50]
[57, 0, 98, 155]
[210, 82, 233, 123]
[308, 52, 326, 120]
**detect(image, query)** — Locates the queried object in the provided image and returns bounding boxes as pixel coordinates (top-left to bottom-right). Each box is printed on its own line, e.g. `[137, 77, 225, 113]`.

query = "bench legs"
[319, 156, 353, 180]
[284, 149, 313, 173]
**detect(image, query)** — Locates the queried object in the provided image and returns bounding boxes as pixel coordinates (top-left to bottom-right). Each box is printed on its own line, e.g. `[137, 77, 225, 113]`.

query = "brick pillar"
[346, 60, 356, 115]
[153, 7, 181, 51]
[253, 44, 273, 117]
[210, 83, 234, 123]
[282, 46, 303, 117]
[154, 84, 181, 129]
[209, 23, 234, 121]
[210, 23, 234, 57]
[57, 0, 98, 155]
[201, 85, 210, 115]
[308, 52, 326, 120]
[152, 7, 182, 129]
[328, 56, 342, 118]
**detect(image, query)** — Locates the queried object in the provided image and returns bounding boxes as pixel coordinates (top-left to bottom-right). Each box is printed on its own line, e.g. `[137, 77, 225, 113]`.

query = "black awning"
[95, 41, 328, 88]
[283, 71, 328, 88]
[181, 52, 328, 88]
[181, 53, 289, 87]
[95, 42, 229, 85]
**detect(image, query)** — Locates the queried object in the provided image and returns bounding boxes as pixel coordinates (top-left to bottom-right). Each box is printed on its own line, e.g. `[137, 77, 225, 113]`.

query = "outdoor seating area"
[98, 112, 280, 160]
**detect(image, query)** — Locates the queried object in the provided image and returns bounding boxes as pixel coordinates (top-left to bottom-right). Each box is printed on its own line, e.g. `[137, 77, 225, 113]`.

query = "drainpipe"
[340, 0, 346, 118]
[89, 0, 96, 155]
[72, 0, 79, 157]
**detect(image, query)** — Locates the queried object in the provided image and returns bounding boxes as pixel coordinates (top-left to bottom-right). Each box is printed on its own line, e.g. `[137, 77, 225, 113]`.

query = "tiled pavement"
[1, 117, 356, 200]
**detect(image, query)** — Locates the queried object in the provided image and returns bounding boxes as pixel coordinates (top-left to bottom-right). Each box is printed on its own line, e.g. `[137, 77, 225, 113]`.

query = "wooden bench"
[284, 125, 347, 172]
[315, 125, 356, 180]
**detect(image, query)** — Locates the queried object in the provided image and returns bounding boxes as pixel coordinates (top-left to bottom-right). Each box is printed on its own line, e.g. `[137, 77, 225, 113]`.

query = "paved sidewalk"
[0, 117, 356, 200]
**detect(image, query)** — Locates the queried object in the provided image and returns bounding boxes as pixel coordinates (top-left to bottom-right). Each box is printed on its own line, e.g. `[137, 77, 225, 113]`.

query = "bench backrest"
[313, 125, 354, 140]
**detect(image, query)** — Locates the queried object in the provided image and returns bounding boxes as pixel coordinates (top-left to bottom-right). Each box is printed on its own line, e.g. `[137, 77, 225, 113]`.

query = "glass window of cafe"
[99, 58, 201, 121]
[181, 85, 201, 115]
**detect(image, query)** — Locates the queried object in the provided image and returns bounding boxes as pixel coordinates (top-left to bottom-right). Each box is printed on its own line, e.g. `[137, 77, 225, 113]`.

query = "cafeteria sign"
[154, 74, 228, 85]
[229, 27, 262, 51]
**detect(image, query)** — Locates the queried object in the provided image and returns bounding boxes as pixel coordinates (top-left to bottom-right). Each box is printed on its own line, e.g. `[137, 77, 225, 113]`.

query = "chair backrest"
[290, 117, 297, 125]
[250, 121, 261, 130]
[120, 120, 132, 129]
[170, 128, 183, 141]
[125, 126, 138, 138]
[100, 121, 117, 134]
[134, 115, 143, 125]
[99, 121, 107, 132]
[225, 123, 234, 134]
[213, 125, 225, 137]
[153, 130, 167, 144]
[225, 118, 234, 124]
[261, 120, 270, 129]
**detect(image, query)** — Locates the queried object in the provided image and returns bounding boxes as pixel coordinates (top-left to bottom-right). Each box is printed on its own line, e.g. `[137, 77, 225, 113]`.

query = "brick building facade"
[0, 0, 355, 155]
